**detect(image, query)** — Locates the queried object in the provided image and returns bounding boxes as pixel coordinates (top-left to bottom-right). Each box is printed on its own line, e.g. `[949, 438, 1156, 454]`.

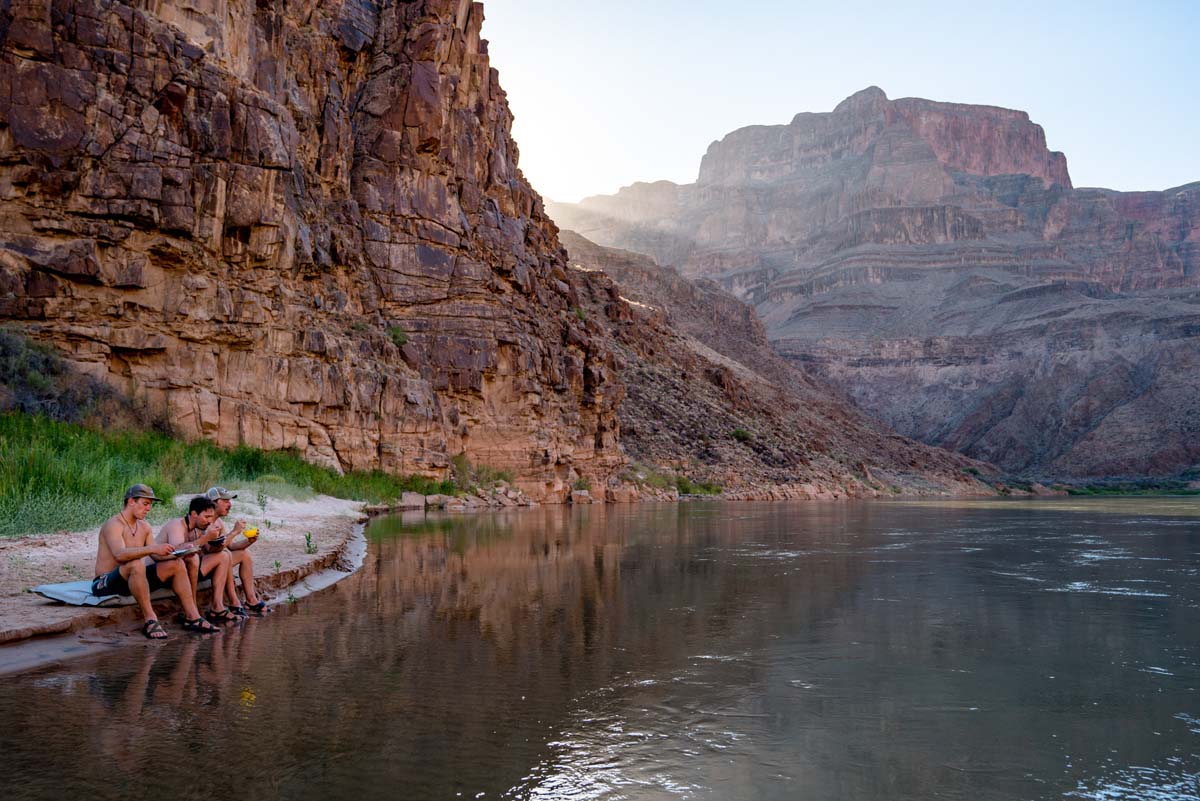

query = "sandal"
[182, 617, 221, 634]
[229, 605, 248, 618]
[245, 600, 270, 616]
[141, 619, 169, 640]
[205, 607, 237, 624]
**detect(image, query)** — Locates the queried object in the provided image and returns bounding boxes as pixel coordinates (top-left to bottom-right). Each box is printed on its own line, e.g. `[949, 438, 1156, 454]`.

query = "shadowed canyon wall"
[550, 88, 1200, 478]
[560, 231, 992, 498]
[0, 0, 623, 498]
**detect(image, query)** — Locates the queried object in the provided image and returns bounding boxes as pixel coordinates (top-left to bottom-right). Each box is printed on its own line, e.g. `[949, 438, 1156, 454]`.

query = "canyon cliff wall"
[0, 0, 623, 498]
[550, 88, 1200, 478]
[560, 231, 993, 499]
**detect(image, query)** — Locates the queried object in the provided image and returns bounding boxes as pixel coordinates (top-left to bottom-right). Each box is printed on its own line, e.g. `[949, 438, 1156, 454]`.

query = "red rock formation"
[561, 231, 993, 497]
[549, 88, 1200, 478]
[0, 0, 622, 499]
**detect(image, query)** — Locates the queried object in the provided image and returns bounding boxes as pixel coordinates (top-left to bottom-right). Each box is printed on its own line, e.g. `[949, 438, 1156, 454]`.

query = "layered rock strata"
[560, 231, 993, 498]
[550, 88, 1200, 477]
[0, 0, 622, 499]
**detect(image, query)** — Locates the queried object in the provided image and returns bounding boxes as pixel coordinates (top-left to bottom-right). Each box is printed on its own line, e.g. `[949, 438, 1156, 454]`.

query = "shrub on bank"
[0, 327, 172, 432]
[675, 475, 723, 496]
[0, 412, 454, 539]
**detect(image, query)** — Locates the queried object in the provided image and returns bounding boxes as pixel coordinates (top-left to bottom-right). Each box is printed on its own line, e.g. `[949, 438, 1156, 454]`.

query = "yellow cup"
[244, 527, 259, 539]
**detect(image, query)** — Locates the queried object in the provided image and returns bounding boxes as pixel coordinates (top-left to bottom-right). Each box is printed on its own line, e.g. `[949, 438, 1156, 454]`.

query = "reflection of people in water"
[88, 620, 261, 768]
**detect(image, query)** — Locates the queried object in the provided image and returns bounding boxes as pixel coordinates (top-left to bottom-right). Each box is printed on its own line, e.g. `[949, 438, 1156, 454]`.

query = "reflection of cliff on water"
[358, 503, 876, 673]
[1, 503, 877, 800]
[4, 500, 1200, 801]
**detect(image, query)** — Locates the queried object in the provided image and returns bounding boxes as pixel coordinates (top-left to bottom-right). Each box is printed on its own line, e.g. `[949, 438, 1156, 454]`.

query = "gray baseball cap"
[124, 484, 160, 502]
[205, 486, 238, 501]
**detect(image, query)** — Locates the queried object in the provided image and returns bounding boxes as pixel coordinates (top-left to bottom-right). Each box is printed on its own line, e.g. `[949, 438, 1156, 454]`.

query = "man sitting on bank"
[156, 496, 237, 625]
[204, 486, 268, 616]
[92, 485, 217, 639]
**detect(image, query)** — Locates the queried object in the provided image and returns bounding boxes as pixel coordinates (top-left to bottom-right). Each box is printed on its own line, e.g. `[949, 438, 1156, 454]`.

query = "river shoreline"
[0, 493, 367, 655]
[0, 478, 1014, 666]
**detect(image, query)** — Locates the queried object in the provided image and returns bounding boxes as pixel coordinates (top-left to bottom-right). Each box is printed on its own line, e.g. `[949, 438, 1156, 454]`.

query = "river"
[2, 498, 1199, 800]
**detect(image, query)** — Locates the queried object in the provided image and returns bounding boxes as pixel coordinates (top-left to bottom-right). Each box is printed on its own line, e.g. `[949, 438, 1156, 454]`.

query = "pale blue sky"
[483, 1, 1200, 203]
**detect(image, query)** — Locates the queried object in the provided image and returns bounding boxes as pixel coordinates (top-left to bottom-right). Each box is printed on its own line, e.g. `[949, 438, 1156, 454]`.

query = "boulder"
[398, 492, 426, 510]
[605, 484, 640, 503]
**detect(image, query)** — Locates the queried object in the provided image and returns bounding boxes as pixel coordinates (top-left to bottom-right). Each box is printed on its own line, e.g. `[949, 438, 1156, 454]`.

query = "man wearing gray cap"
[92, 485, 213, 639]
[204, 486, 267, 616]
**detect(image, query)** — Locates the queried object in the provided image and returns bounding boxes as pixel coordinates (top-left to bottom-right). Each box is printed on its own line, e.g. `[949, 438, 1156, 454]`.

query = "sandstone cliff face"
[560, 231, 993, 498]
[549, 88, 1200, 478]
[0, 0, 623, 498]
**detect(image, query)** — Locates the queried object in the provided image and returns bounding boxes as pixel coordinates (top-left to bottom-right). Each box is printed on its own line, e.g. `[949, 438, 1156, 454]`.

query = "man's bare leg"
[232, 550, 260, 606]
[158, 559, 203, 621]
[185, 554, 200, 602]
[224, 565, 241, 611]
[200, 551, 232, 611]
[124, 559, 160, 628]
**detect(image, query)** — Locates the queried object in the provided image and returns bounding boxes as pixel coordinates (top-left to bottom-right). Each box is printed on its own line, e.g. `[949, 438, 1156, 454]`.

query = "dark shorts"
[90, 561, 170, 597]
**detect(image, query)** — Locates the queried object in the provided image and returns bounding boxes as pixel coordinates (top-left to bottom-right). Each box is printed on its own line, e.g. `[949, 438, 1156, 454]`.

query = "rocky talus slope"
[550, 88, 1200, 478]
[560, 231, 994, 499]
[0, 0, 623, 499]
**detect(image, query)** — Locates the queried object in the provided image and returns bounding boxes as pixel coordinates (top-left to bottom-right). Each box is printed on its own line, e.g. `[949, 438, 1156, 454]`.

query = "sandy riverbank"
[0, 493, 367, 646]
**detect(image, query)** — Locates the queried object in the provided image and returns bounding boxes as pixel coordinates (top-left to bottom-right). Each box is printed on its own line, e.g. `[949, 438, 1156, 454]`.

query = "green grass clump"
[731, 428, 752, 443]
[625, 463, 674, 491]
[0, 412, 454, 538]
[449, 453, 513, 492]
[388, 326, 408, 347]
[674, 475, 723, 496]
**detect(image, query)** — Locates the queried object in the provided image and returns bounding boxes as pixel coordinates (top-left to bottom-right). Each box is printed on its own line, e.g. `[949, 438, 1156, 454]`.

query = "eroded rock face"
[561, 231, 993, 498]
[550, 88, 1200, 478]
[0, 0, 622, 497]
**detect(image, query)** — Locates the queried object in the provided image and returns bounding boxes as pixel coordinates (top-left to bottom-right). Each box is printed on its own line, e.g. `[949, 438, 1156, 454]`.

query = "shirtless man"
[204, 486, 267, 616]
[92, 485, 215, 639]
[156, 496, 236, 624]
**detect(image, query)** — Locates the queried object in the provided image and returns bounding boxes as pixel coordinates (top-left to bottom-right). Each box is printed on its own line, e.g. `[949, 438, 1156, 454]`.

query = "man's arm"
[226, 519, 253, 551]
[192, 522, 222, 546]
[141, 520, 179, 561]
[159, 519, 186, 547]
[100, 520, 170, 563]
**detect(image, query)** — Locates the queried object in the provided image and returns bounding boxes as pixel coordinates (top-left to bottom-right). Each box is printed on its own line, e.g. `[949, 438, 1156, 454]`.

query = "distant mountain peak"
[832, 85, 889, 114]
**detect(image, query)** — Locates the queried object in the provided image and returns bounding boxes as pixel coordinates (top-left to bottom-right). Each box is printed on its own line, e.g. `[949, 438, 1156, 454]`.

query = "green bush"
[449, 453, 513, 491]
[731, 428, 752, 443]
[388, 326, 408, 347]
[573, 476, 591, 492]
[627, 462, 674, 491]
[0, 327, 172, 432]
[675, 475, 722, 495]
[0, 411, 453, 538]
[474, 463, 514, 488]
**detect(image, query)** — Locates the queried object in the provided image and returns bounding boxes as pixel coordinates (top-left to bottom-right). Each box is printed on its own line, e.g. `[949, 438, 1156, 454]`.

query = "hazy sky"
[482, 1, 1200, 203]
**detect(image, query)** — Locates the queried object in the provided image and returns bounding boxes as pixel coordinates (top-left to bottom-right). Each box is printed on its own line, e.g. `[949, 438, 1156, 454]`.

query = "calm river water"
[3, 498, 1200, 800]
